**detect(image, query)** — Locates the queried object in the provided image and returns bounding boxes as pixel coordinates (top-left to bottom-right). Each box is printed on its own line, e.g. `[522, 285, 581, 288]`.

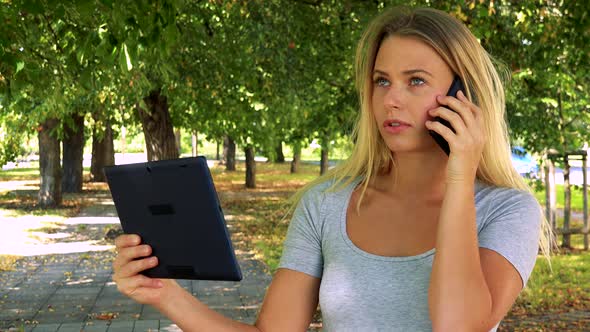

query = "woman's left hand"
[425, 90, 486, 184]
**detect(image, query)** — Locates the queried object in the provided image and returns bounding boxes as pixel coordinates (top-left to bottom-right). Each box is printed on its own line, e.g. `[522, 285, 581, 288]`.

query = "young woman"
[113, 7, 551, 331]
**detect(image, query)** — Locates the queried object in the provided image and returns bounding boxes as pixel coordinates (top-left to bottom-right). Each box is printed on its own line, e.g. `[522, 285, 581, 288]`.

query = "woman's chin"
[386, 143, 443, 155]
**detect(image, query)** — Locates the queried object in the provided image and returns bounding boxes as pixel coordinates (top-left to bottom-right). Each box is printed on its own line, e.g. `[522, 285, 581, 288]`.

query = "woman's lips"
[383, 119, 412, 134]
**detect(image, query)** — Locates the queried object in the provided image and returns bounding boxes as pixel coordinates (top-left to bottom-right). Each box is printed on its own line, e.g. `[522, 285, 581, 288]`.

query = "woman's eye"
[374, 77, 390, 87]
[410, 77, 425, 86]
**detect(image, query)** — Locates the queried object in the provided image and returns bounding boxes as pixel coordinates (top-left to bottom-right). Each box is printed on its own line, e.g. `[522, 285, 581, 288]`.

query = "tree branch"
[43, 14, 64, 54]
[294, 0, 323, 6]
[563, 108, 589, 128]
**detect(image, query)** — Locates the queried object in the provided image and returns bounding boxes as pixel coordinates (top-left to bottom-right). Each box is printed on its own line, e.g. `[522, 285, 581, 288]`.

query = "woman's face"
[371, 35, 455, 154]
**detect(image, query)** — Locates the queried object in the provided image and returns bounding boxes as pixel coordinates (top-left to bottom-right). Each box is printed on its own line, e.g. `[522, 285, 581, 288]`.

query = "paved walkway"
[0, 198, 272, 331]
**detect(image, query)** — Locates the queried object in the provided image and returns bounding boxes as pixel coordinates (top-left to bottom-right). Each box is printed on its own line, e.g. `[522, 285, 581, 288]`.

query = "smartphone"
[428, 76, 465, 155]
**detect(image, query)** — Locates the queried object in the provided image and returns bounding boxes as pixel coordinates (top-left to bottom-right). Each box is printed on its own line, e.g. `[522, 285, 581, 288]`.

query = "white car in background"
[511, 146, 539, 179]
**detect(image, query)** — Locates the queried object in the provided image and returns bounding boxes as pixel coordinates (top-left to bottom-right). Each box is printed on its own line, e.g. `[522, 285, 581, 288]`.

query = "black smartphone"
[428, 76, 465, 155]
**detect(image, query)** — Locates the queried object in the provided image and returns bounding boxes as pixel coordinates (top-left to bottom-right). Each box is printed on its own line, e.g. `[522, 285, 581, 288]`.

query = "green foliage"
[498, 2, 590, 154]
[1, 0, 588, 174]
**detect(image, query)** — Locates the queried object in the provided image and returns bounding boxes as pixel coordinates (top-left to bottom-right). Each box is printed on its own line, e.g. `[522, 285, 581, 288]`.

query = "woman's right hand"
[112, 234, 178, 306]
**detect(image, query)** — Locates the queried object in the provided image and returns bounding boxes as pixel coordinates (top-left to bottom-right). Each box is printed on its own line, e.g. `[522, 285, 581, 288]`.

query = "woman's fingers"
[433, 92, 478, 131]
[115, 234, 141, 249]
[116, 274, 163, 295]
[111, 234, 171, 306]
[425, 120, 457, 144]
[113, 244, 152, 271]
[115, 275, 165, 305]
[428, 107, 467, 135]
[114, 256, 159, 279]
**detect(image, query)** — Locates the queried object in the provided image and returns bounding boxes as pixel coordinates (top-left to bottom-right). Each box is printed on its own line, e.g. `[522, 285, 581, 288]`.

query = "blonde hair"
[289, 7, 553, 261]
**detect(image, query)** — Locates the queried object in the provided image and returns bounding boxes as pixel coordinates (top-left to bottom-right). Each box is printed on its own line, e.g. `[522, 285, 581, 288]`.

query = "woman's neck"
[372, 151, 448, 203]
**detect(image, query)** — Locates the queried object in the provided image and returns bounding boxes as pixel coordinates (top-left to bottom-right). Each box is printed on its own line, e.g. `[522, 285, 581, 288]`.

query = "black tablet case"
[104, 157, 242, 281]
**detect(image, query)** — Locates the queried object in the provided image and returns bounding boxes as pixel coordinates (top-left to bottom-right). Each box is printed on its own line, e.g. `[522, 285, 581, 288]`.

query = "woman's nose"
[384, 85, 403, 110]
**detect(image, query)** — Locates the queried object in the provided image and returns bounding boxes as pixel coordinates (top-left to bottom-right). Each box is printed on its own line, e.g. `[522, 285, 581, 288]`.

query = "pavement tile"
[105, 320, 134, 332]
[5, 293, 52, 302]
[81, 321, 110, 332]
[103, 313, 141, 321]
[137, 311, 166, 321]
[31, 323, 61, 332]
[53, 287, 102, 296]
[32, 312, 86, 325]
[56, 322, 84, 332]
[131, 320, 159, 332]
[0, 308, 37, 320]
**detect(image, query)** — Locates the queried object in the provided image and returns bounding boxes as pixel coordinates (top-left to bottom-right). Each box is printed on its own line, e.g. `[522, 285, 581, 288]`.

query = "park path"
[0, 195, 272, 331]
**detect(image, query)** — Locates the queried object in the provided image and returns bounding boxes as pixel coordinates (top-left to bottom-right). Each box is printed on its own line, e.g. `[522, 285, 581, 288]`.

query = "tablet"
[104, 156, 242, 281]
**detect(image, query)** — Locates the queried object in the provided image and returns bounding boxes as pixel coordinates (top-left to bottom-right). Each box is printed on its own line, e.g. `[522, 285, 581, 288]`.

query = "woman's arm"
[428, 181, 492, 331]
[426, 93, 525, 331]
[113, 235, 320, 332]
[428, 182, 525, 332]
[154, 269, 321, 332]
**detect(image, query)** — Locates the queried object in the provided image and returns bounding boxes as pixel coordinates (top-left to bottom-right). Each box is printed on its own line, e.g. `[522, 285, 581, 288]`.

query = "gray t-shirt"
[279, 178, 541, 332]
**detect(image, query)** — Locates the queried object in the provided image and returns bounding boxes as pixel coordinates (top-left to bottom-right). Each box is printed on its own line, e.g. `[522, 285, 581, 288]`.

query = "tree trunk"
[174, 128, 182, 156]
[216, 140, 220, 160]
[192, 132, 198, 156]
[245, 146, 256, 188]
[137, 89, 179, 161]
[320, 136, 329, 175]
[62, 114, 85, 193]
[121, 126, 126, 157]
[320, 148, 329, 175]
[91, 119, 115, 182]
[224, 135, 236, 171]
[544, 157, 557, 231]
[38, 118, 62, 207]
[275, 141, 285, 163]
[563, 155, 571, 248]
[290, 142, 302, 174]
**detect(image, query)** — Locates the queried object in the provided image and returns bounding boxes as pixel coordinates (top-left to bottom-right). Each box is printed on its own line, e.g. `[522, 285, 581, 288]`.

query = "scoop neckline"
[339, 178, 437, 262]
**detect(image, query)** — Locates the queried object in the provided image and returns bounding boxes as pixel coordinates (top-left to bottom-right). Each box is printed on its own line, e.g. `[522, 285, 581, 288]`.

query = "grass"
[514, 252, 590, 315]
[529, 181, 586, 212]
[0, 166, 40, 181]
[0, 190, 85, 219]
[26, 222, 65, 234]
[214, 162, 318, 272]
[0, 255, 22, 272]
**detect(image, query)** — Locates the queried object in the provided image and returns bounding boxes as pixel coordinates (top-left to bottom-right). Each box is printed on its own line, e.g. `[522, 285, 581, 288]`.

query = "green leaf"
[76, 0, 96, 17]
[22, 0, 44, 14]
[15, 62, 24, 74]
[123, 43, 133, 71]
[79, 68, 92, 91]
[163, 23, 178, 46]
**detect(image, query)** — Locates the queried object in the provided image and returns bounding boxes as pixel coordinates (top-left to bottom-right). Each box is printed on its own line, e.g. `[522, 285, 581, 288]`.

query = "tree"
[61, 113, 85, 193]
[38, 118, 62, 207]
